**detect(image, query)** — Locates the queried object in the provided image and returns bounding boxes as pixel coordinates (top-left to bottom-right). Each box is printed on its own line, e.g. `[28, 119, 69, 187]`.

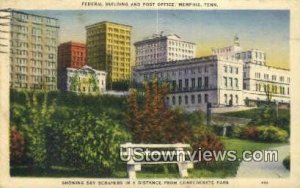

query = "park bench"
[120, 143, 194, 179]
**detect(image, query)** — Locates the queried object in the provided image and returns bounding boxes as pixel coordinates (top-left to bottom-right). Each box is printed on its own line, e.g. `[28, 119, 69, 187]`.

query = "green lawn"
[10, 138, 287, 178]
[137, 138, 286, 178]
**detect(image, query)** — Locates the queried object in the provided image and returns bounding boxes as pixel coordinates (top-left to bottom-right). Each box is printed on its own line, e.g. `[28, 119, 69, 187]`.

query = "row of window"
[167, 40, 194, 49]
[224, 94, 239, 105]
[223, 77, 239, 88]
[13, 13, 57, 25]
[166, 93, 209, 106]
[224, 65, 239, 74]
[168, 47, 194, 54]
[255, 83, 290, 95]
[142, 65, 212, 80]
[254, 72, 290, 83]
[13, 74, 56, 83]
[170, 77, 209, 89]
[236, 51, 266, 61]
[11, 58, 56, 68]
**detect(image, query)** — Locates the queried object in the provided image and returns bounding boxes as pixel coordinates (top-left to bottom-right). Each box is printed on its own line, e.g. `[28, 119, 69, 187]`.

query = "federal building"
[133, 35, 290, 111]
[0, 9, 59, 90]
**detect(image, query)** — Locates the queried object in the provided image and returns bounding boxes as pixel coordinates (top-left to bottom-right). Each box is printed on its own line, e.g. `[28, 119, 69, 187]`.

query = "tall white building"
[0, 9, 59, 90]
[134, 33, 196, 66]
[133, 36, 290, 111]
[133, 56, 244, 111]
[212, 36, 290, 105]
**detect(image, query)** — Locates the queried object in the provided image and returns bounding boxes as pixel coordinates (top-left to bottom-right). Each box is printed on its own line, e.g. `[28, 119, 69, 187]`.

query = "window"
[204, 77, 209, 88]
[204, 66, 208, 73]
[172, 96, 176, 105]
[198, 77, 202, 88]
[185, 79, 189, 88]
[235, 95, 238, 105]
[178, 96, 182, 105]
[235, 78, 238, 88]
[191, 95, 195, 104]
[224, 94, 227, 105]
[185, 95, 188, 105]
[204, 94, 208, 103]
[197, 94, 201, 103]
[229, 78, 233, 87]
[224, 66, 227, 73]
[191, 78, 195, 88]
[179, 79, 182, 89]
[224, 77, 227, 87]
[236, 68, 238, 74]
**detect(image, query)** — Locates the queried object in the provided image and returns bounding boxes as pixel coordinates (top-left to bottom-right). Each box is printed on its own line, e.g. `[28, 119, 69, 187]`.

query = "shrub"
[11, 91, 56, 167]
[256, 126, 288, 142]
[62, 110, 131, 175]
[283, 155, 290, 170]
[227, 125, 246, 138]
[10, 127, 25, 165]
[191, 126, 224, 165]
[242, 126, 259, 140]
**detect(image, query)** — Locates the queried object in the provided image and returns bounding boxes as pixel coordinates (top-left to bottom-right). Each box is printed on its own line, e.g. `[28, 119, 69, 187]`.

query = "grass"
[137, 138, 286, 178]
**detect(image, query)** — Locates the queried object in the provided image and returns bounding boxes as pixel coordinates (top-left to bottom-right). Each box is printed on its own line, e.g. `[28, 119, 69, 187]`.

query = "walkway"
[236, 145, 290, 178]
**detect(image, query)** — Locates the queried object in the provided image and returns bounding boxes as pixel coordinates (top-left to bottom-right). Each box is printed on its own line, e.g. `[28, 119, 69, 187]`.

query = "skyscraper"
[1, 9, 59, 90]
[134, 33, 196, 66]
[86, 21, 132, 88]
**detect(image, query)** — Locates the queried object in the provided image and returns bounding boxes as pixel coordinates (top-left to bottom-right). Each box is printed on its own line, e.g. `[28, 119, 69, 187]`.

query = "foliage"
[10, 91, 56, 167]
[241, 126, 259, 140]
[283, 155, 290, 170]
[220, 106, 290, 135]
[226, 125, 246, 138]
[256, 126, 288, 142]
[112, 80, 130, 91]
[10, 126, 25, 165]
[191, 126, 224, 165]
[126, 81, 192, 143]
[61, 110, 130, 175]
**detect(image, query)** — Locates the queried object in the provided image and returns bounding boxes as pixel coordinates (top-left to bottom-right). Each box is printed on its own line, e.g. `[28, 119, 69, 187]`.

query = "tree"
[126, 80, 192, 143]
[14, 91, 56, 168]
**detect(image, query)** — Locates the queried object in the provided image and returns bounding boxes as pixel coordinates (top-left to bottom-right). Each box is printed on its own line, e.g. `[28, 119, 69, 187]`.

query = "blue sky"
[24, 10, 290, 68]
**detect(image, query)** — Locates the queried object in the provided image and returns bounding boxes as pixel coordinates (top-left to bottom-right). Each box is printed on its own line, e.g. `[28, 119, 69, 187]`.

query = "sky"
[25, 10, 290, 69]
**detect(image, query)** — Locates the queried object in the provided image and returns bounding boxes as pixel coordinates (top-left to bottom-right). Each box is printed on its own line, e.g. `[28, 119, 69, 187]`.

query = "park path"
[236, 145, 290, 178]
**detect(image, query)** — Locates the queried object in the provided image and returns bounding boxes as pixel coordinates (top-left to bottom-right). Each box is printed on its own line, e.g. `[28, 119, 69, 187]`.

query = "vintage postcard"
[0, 0, 300, 187]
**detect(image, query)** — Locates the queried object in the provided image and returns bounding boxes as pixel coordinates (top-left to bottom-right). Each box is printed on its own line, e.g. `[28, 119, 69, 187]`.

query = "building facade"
[86, 21, 132, 88]
[58, 41, 86, 90]
[133, 37, 290, 111]
[2, 9, 59, 90]
[133, 56, 244, 111]
[212, 37, 290, 104]
[134, 33, 196, 66]
[67, 65, 106, 95]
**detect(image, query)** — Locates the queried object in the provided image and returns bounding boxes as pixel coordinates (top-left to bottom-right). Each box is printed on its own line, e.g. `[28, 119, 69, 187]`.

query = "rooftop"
[1, 8, 59, 20]
[134, 33, 195, 45]
[85, 21, 132, 29]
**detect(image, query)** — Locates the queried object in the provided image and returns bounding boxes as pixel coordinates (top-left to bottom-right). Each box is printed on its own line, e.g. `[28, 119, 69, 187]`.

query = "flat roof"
[86, 21, 132, 29]
[1, 8, 59, 20]
[134, 34, 196, 45]
[59, 41, 86, 47]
